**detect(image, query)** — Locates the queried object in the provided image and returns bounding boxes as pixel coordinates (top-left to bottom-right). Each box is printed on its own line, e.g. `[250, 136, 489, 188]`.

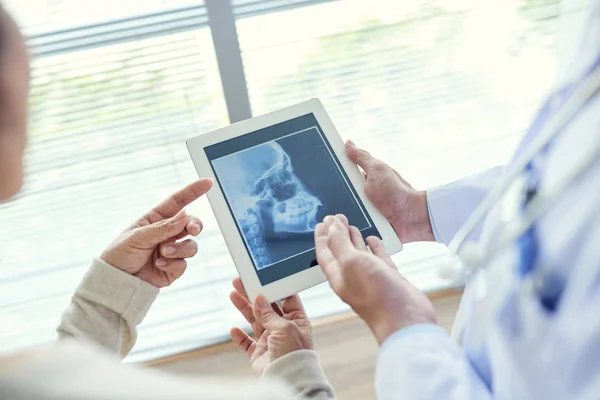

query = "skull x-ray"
[208, 117, 379, 284]
[214, 142, 323, 269]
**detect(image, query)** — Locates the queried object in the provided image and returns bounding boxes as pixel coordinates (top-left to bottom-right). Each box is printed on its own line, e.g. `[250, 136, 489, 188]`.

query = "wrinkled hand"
[315, 214, 437, 344]
[229, 278, 313, 377]
[100, 179, 213, 288]
[345, 141, 434, 243]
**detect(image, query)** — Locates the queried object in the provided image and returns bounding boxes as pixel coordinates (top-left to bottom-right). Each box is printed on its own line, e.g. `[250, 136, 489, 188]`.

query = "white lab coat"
[375, 2, 600, 399]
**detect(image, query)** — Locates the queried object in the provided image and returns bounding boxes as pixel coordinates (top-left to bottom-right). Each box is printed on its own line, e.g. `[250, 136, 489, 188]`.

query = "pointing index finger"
[326, 216, 358, 261]
[152, 179, 213, 219]
[314, 222, 335, 268]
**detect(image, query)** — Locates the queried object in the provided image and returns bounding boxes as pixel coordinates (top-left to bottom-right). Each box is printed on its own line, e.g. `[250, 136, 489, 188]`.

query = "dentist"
[314, 1, 600, 398]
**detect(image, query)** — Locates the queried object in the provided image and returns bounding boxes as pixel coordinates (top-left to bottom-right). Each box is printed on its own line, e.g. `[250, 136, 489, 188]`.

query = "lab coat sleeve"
[426, 166, 504, 245]
[375, 325, 492, 400]
[374, 220, 600, 400]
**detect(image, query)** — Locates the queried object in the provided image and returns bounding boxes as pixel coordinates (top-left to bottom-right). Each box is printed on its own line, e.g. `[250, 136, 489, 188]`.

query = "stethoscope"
[438, 63, 600, 289]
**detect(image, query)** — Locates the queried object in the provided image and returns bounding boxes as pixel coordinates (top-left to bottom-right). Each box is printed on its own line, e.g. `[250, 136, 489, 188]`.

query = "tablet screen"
[205, 113, 381, 285]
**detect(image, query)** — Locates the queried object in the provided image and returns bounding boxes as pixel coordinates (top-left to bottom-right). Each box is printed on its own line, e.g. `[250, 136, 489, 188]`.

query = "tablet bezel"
[187, 98, 402, 302]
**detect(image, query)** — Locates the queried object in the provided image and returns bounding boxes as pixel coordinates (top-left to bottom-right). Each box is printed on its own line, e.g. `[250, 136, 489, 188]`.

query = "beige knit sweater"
[0, 259, 335, 399]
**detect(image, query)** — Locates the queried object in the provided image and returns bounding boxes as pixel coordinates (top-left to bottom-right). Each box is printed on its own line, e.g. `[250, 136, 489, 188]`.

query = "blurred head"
[0, 4, 30, 201]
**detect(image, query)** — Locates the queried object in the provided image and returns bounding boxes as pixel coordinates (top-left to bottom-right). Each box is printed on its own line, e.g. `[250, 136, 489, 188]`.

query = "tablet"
[186, 99, 402, 302]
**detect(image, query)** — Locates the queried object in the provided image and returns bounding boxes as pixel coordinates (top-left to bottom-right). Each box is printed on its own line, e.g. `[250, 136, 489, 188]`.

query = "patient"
[0, 4, 333, 399]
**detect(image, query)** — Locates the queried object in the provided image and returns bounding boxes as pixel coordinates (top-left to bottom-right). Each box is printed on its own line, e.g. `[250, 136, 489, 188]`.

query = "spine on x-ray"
[240, 210, 270, 270]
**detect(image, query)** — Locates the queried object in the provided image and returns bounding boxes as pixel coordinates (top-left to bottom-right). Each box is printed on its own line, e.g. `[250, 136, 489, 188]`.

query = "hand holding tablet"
[187, 99, 402, 302]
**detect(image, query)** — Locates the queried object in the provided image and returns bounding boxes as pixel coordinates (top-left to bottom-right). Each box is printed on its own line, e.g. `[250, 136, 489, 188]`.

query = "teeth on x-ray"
[237, 142, 322, 268]
[272, 194, 321, 234]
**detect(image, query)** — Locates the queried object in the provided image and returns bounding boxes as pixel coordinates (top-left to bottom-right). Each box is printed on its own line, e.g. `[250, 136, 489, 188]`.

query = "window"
[235, 0, 560, 185]
[0, 0, 564, 361]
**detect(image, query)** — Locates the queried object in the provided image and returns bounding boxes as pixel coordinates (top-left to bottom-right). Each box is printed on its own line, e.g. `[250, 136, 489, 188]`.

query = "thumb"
[253, 294, 286, 331]
[134, 210, 188, 247]
[345, 141, 377, 172]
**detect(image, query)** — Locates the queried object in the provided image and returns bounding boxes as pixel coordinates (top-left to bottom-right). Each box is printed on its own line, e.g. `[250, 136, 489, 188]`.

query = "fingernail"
[324, 216, 334, 227]
[156, 258, 168, 267]
[193, 223, 202, 233]
[347, 140, 355, 147]
[163, 246, 175, 255]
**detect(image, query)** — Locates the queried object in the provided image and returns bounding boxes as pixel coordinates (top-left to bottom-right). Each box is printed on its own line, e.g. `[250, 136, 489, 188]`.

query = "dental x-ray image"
[207, 114, 380, 285]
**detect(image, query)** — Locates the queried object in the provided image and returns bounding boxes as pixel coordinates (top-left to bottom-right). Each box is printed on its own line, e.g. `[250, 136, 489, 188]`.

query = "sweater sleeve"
[53, 260, 335, 399]
[263, 350, 335, 399]
[57, 258, 159, 358]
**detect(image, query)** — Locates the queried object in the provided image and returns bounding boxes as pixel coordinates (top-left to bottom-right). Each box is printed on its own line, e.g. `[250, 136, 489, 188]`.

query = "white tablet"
[186, 99, 402, 302]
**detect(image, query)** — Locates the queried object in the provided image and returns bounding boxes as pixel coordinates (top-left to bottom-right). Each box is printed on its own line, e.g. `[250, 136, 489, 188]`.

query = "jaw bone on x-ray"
[217, 142, 323, 270]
